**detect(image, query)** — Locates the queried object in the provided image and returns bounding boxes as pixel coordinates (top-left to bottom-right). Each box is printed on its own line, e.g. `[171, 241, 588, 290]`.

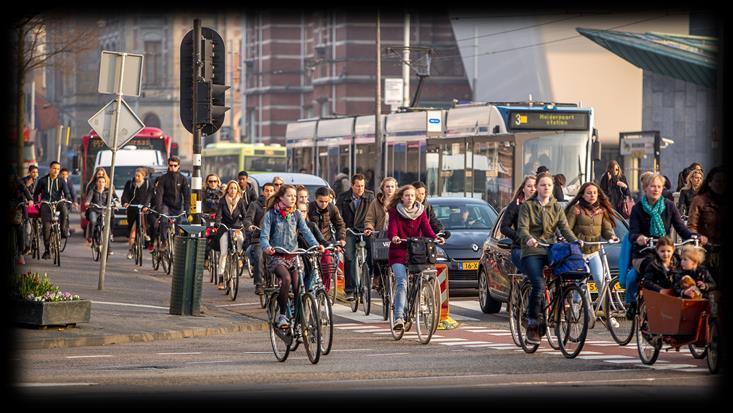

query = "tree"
[10, 13, 97, 175]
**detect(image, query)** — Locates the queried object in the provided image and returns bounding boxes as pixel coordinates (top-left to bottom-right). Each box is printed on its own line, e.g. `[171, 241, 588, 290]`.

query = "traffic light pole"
[192, 19, 203, 225]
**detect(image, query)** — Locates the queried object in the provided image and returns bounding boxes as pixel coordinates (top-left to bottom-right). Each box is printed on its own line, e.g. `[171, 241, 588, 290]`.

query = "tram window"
[522, 132, 585, 181]
[355, 143, 377, 186]
[245, 156, 287, 172]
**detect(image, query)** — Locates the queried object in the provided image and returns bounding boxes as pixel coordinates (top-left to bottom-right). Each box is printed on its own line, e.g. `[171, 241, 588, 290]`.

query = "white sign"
[427, 110, 442, 137]
[384, 78, 404, 106]
[87, 98, 145, 150]
[98, 51, 144, 96]
[620, 136, 655, 156]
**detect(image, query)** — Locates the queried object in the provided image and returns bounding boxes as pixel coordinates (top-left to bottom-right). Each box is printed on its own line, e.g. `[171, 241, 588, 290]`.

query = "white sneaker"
[127, 249, 133, 260]
[394, 318, 404, 331]
[610, 317, 620, 329]
[276, 314, 290, 329]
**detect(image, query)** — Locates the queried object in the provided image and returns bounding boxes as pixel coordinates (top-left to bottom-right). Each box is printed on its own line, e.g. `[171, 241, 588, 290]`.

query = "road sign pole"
[98, 53, 127, 290]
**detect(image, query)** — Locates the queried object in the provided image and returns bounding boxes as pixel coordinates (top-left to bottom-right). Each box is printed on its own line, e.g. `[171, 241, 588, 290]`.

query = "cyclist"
[215, 180, 248, 290]
[687, 166, 723, 281]
[676, 168, 703, 217]
[295, 185, 310, 207]
[261, 184, 324, 329]
[272, 176, 285, 192]
[244, 182, 276, 295]
[387, 184, 445, 331]
[154, 156, 190, 250]
[365, 176, 398, 290]
[517, 172, 581, 345]
[412, 181, 444, 234]
[11, 172, 33, 265]
[23, 164, 39, 194]
[59, 168, 78, 208]
[237, 170, 258, 212]
[627, 173, 699, 318]
[297, 201, 330, 288]
[336, 174, 375, 302]
[84, 167, 111, 198]
[203, 174, 224, 214]
[307, 186, 347, 294]
[84, 175, 120, 251]
[33, 161, 73, 260]
[121, 167, 153, 260]
[500, 175, 537, 272]
[564, 182, 619, 291]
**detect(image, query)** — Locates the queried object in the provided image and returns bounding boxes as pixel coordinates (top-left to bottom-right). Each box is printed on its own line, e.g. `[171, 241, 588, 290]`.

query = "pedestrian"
[386, 184, 445, 331]
[307, 186, 347, 294]
[599, 160, 630, 215]
[336, 174, 375, 301]
[687, 166, 724, 281]
[332, 167, 351, 198]
[676, 162, 703, 192]
[500, 175, 537, 272]
[677, 168, 704, 217]
[121, 167, 153, 259]
[261, 184, 324, 329]
[517, 172, 580, 345]
[244, 182, 277, 295]
[553, 174, 566, 202]
[364, 176, 398, 290]
[564, 182, 619, 291]
[215, 180, 247, 290]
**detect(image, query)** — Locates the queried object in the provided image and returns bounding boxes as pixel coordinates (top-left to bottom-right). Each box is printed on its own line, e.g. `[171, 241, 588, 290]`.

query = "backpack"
[547, 242, 587, 277]
[406, 238, 437, 272]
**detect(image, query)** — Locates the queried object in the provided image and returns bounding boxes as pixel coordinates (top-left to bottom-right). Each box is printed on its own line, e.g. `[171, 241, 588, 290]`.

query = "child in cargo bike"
[639, 236, 678, 296]
[673, 245, 717, 300]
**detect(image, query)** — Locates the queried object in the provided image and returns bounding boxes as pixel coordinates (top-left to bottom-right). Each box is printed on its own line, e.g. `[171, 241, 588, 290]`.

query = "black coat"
[308, 200, 346, 242]
[629, 198, 693, 259]
[425, 201, 444, 234]
[243, 195, 266, 242]
[500, 200, 522, 248]
[34, 175, 72, 203]
[121, 179, 153, 207]
[216, 197, 248, 228]
[336, 188, 375, 231]
[672, 266, 717, 297]
[640, 253, 679, 292]
[599, 173, 630, 211]
[154, 172, 190, 212]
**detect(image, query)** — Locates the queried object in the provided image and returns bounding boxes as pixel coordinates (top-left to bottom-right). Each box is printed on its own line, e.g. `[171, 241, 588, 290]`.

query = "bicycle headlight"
[435, 245, 448, 262]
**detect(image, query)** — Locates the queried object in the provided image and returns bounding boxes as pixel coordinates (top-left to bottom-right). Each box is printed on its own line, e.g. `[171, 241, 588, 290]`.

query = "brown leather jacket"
[687, 192, 721, 245]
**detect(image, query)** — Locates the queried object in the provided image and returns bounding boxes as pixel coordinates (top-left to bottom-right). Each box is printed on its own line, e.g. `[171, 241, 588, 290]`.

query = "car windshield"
[433, 202, 498, 230]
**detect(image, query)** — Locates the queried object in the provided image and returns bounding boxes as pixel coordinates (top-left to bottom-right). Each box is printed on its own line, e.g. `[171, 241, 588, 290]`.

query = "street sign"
[87, 98, 145, 150]
[384, 78, 403, 106]
[427, 110, 442, 137]
[619, 136, 655, 156]
[98, 51, 144, 97]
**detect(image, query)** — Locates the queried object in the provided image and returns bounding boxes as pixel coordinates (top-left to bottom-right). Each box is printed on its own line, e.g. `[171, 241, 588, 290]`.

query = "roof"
[248, 172, 329, 187]
[577, 28, 718, 88]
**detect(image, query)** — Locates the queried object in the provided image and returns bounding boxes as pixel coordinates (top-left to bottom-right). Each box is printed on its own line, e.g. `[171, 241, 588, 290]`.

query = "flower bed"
[12, 272, 90, 327]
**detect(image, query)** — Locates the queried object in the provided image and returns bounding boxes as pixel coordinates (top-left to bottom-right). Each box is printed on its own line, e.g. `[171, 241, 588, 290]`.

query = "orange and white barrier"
[436, 263, 459, 329]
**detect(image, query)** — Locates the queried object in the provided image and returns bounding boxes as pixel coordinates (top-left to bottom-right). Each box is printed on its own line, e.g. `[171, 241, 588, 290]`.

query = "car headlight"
[435, 245, 448, 262]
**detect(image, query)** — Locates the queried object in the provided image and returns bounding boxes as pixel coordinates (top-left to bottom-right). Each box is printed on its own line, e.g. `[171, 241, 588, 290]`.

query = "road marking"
[365, 353, 409, 357]
[91, 301, 168, 310]
[441, 341, 492, 346]
[466, 329, 510, 333]
[577, 355, 633, 360]
[488, 333, 513, 336]
[604, 359, 668, 364]
[65, 355, 113, 359]
[586, 340, 616, 344]
[337, 325, 382, 330]
[429, 338, 467, 342]
[156, 352, 202, 356]
[638, 363, 698, 370]
[352, 328, 392, 333]
[464, 344, 496, 348]
[450, 301, 482, 311]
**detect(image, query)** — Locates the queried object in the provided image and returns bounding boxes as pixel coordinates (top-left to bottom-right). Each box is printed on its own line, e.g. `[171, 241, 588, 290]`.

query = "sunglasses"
[208, 180, 218, 183]
[168, 164, 179, 168]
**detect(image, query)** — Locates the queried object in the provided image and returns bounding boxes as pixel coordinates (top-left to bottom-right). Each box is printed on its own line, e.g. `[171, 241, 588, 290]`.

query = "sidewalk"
[13, 223, 269, 350]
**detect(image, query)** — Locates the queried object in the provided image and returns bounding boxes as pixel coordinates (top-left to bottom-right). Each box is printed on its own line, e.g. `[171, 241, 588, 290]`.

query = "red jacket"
[387, 206, 437, 266]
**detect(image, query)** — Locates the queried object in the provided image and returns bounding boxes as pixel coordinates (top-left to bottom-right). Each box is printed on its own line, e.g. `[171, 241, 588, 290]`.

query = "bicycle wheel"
[544, 288, 560, 350]
[605, 276, 635, 346]
[381, 268, 391, 321]
[635, 300, 661, 365]
[518, 282, 539, 353]
[689, 343, 707, 359]
[91, 230, 101, 262]
[268, 294, 291, 362]
[361, 261, 371, 316]
[52, 228, 61, 266]
[350, 258, 360, 313]
[315, 289, 333, 355]
[210, 250, 219, 283]
[301, 293, 322, 364]
[152, 244, 161, 271]
[508, 279, 522, 347]
[59, 233, 68, 253]
[707, 319, 720, 374]
[31, 221, 40, 260]
[416, 277, 437, 344]
[388, 272, 404, 341]
[556, 283, 589, 359]
[229, 252, 239, 301]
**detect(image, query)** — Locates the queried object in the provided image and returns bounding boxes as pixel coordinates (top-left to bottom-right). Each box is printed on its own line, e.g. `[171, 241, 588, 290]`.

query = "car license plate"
[462, 261, 479, 270]
[587, 282, 597, 294]
[119, 219, 128, 226]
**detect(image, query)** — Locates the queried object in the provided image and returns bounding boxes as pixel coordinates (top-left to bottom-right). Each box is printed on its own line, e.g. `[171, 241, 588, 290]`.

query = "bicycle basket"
[371, 238, 390, 262]
[318, 250, 340, 276]
[407, 238, 437, 267]
[547, 242, 587, 277]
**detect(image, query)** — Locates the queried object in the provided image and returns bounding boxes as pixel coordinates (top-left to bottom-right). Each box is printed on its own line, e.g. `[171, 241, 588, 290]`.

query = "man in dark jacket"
[309, 186, 347, 245]
[412, 181, 444, 234]
[237, 170, 258, 211]
[244, 182, 275, 294]
[34, 161, 72, 259]
[154, 156, 190, 247]
[336, 174, 375, 301]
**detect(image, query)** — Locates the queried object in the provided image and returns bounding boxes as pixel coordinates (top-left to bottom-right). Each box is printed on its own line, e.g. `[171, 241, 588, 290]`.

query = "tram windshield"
[521, 131, 587, 190]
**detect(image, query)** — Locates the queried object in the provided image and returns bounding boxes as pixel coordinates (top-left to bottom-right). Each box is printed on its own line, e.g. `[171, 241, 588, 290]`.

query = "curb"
[15, 321, 270, 350]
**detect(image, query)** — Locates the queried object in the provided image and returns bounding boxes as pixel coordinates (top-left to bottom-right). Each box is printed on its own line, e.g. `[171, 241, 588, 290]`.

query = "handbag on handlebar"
[406, 238, 437, 272]
[547, 242, 587, 277]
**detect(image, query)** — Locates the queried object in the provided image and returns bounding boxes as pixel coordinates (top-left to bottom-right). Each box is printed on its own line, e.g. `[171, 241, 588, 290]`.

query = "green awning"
[577, 28, 717, 88]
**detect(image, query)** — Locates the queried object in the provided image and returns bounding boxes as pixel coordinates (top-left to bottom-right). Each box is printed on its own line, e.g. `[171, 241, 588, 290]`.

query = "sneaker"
[217, 281, 226, 290]
[625, 303, 636, 320]
[393, 318, 405, 331]
[276, 314, 290, 329]
[255, 285, 264, 295]
[610, 317, 620, 329]
[127, 249, 134, 260]
[42, 251, 50, 260]
[345, 292, 355, 302]
[525, 322, 541, 345]
[144, 234, 151, 242]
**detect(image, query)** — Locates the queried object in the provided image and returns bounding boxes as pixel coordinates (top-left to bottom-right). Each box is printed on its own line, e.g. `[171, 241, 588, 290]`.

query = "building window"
[144, 41, 162, 87]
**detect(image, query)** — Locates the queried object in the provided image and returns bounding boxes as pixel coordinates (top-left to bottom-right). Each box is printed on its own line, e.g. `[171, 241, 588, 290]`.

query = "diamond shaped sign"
[87, 98, 145, 150]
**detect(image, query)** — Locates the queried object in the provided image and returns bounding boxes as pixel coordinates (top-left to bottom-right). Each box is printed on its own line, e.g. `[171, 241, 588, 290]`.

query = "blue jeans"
[391, 263, 408, 320]
[586, 252, 604, 288]
[521, 254, 549, 322]
[625, 268, 638, 305]
[246, 243, 264, 286]
[511, 248, 523, 273]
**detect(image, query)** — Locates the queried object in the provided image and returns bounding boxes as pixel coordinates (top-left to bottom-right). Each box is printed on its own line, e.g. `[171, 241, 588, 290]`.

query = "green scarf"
[641, 195, 666, 237]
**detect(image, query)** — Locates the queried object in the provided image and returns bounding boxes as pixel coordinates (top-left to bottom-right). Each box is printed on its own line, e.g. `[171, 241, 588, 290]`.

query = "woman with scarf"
[500, 175, 537, 273]
[386, 184, 445, 331]
[364, 176, 398, 290]
[215, 181, 248, 290]
[687, 166, 724, 281]
[261, 184, 324, 329]
[626, 173, 700, 317]
[121, 167, 153, 260]
[564, 182, 619, 291]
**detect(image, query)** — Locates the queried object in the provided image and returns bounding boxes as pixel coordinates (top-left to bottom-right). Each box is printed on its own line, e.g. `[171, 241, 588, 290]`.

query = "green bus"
[202, 142, 287, 183]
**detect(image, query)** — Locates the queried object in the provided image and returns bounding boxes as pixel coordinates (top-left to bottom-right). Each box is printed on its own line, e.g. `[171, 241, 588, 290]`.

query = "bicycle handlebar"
[581, 240, 620, 246]
[149, 209, 186, 219]
[41, 199, 72, 206]
[347, 228, 366, 236]
[218, 223, 243, 232]
[273, 245, 320, 255]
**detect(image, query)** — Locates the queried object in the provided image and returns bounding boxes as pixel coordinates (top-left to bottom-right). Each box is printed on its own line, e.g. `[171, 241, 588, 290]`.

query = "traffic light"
[180, 27, 230, 135]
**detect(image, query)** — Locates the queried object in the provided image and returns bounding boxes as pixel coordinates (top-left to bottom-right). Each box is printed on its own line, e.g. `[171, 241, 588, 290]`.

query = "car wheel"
[478, 268, 502, 314]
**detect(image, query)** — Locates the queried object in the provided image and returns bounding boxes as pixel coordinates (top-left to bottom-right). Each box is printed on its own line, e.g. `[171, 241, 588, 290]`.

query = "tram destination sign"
[508, 110, 589, 131]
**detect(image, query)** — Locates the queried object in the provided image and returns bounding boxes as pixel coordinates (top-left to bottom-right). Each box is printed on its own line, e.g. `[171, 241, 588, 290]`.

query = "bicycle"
[346, 228, 371, 315]
[149, 209, 186, 275]
[513, 269, 562, 351]
[218, 223, 244, 301]
[370, 231, 391, 321]
[516, 241, 591, 358]
[305, 244, 340, 355]
[125, 204, 148, 267]
[387, 237, 439, 344]
[40, 199, 72, 267]
[28, 210, 42, 261]
[581, 240, 635, 345]
[266, 245, 322, 364]
[89, 203, 113, 262]
[202, 213, 219, 284]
